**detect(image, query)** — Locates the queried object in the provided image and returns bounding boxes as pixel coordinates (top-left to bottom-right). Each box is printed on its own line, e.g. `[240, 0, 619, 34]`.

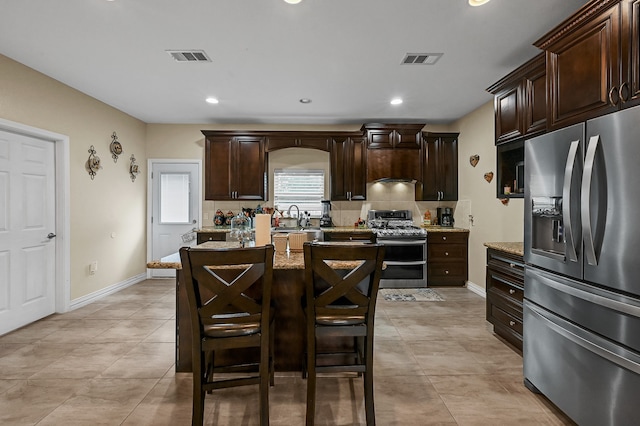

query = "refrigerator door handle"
[563, 140, 580, 262]
[581, 135, 600, 266]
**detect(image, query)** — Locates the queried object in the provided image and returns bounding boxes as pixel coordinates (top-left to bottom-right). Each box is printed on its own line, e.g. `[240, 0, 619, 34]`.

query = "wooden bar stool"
[179, 244, 275, 426]
[302, 242, 385, 426]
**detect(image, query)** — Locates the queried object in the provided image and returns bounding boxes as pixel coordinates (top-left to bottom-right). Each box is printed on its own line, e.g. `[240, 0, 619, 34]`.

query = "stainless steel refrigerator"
[524, 105, 640, 425]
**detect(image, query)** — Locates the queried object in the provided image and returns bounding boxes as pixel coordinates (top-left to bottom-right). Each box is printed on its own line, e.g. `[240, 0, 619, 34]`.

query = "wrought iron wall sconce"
[86, 145, 102, 180]
[129, 154, 140, 182]
[110, 131, 123, 163]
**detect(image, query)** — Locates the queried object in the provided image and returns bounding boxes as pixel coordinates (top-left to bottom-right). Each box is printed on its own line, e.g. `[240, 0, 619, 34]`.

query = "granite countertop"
[198, 226, 375, 234]
[198, 225, 468, 233]
[484, 242, 524, 257]
[422, 226, 469, 233]
[321, 227, 373, 233]
[197, 227, 230, 233]
[147, 241, 367, 270]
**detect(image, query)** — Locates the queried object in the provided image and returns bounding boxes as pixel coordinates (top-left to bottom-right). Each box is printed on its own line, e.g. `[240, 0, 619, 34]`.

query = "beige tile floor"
[0, 280, 575, 425]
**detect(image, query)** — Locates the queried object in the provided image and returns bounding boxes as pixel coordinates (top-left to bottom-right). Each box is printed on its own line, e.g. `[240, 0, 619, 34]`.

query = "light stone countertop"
[147, 241, 369, 270]
[483, 242, 524, 257]
[198, 226, 469, 233]
[422, 226, 469, 233]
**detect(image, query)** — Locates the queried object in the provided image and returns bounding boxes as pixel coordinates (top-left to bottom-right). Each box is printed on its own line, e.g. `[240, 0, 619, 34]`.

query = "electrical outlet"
[89, 261, 98, 275]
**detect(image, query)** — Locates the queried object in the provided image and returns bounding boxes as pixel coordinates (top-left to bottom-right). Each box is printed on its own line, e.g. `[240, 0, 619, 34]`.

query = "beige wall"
[0, 54, 147, 300]
[450, 102, 524, 288]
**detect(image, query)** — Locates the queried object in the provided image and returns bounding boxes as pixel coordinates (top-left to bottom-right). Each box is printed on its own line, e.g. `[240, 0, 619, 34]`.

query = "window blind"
[273, 169, 324, 217]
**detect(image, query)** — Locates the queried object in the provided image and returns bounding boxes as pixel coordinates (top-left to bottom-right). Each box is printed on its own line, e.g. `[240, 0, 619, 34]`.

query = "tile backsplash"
[203, 182, 458, 227]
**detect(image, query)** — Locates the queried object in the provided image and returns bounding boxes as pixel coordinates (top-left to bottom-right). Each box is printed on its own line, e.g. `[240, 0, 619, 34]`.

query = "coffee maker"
[320, 200, 333, 227]
[440, 207, 454, 227]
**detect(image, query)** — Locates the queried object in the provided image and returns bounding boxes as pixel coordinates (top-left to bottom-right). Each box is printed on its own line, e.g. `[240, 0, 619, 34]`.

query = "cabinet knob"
[442, 236, 447, 241]
[509, 289, 515, 295]
[444, 270, 449, 275]
[445, 252, 449, 256]
[208, 237, 213, 241]
[509, 320, 515, 327]
[509, 263, 516, 268]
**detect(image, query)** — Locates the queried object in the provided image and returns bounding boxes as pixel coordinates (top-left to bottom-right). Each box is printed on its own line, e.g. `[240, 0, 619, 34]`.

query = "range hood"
[371, 177, 418, 183]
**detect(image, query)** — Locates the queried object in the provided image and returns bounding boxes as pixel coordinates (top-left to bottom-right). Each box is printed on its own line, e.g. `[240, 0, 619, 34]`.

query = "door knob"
[47, 233, 56, 239]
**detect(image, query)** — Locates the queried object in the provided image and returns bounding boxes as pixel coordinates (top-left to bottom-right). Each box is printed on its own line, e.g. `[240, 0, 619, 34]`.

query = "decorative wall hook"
[110, 131, 123, 163]
[85, 145, 102, 180]
[129, 154, 140, 182]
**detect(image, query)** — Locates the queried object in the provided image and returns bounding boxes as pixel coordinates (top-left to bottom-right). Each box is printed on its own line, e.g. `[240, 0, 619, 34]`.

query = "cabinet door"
[495, 85, 523, 143]
[234, 137, 266, 200]
[330, 138, 350, 201]
[420, 133, 458, 201]
[205, 137, 233, 200]
[421, 138, 439, 201]
[621, 0, 640, 107]
[365, 129, 394, 149]
[330, 137, 367, 201]
[523, 57, 547, 136]
[348, 137, 367, 200]
[394, 128, 422, 149]
[545, 4, 621, 129]
[438, 136, 458, 201]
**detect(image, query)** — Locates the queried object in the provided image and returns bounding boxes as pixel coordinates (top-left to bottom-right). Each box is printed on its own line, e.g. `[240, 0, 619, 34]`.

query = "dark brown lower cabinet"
[426, 231, 468, 286]
[485, 248, 524, 351]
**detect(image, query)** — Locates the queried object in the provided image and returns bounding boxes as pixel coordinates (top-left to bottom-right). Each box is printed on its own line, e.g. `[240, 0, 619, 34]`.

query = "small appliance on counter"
[440, 207, 454, 227]
[320, 200, 333, 227]
[436, 207, 454, 227]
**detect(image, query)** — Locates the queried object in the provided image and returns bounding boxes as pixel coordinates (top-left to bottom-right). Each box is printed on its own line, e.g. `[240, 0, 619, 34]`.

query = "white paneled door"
[0, 130, 56, 335]
[150, 161, 200, 278]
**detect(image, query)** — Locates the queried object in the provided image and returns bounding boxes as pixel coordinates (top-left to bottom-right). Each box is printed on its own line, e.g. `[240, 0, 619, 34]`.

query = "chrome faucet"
[287, 204, 300, 227]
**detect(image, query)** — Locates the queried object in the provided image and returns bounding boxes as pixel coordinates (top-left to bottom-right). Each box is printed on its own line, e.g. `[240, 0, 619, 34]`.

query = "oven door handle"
[384, 260, 427, 266]
[378, 239, 427, 245]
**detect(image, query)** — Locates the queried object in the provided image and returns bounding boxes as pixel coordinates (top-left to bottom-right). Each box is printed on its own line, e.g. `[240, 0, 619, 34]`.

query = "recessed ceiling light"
[299, 98, 312, 104]
[469, 0, 490, 6]
[390, 98, 403, 105]
[205, 97, 219, 104]
[284, 0, 302, 4]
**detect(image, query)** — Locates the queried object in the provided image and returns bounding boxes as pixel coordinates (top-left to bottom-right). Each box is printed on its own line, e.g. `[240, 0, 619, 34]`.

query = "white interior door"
[150, 161, 201, 278]
[0, 130, 56, 335]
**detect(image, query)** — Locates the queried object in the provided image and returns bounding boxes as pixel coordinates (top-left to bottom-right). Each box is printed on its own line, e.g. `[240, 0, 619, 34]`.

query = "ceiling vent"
[401, 53, 443, 65]
[166, 50, 211, 62]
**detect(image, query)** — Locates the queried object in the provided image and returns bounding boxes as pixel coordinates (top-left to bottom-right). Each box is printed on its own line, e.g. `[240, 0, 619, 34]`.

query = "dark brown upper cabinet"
[203, 134, 267, 201]
[487, 53, 547, 145]
[362, 123, 424, 182]
[417, 132, 459, 201]
[534, 0, 640, 130]
[330, 136, 367, 201]
[362, 123, 423, 149]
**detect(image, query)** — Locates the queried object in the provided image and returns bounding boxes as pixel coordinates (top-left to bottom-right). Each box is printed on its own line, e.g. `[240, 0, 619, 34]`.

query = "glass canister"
[229, 213, 252, 247]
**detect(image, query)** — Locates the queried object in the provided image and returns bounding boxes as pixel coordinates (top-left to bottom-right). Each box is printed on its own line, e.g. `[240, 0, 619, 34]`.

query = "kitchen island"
[148, 240, 366, 373]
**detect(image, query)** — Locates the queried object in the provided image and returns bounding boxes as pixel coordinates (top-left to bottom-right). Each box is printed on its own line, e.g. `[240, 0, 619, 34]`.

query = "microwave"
[515, 161, 525, 193]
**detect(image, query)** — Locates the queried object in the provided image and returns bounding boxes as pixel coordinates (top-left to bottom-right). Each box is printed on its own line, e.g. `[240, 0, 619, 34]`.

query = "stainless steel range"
[368, 210, 427, 288]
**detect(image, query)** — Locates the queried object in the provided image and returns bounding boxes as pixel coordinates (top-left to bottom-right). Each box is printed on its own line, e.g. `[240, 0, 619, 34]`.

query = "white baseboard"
[69, 272, 147, 311]
[465, 281, 486, 298]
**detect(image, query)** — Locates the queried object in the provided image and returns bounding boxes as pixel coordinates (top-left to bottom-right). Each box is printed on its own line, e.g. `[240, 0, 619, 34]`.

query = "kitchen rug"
[379, 288, 444, 302]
